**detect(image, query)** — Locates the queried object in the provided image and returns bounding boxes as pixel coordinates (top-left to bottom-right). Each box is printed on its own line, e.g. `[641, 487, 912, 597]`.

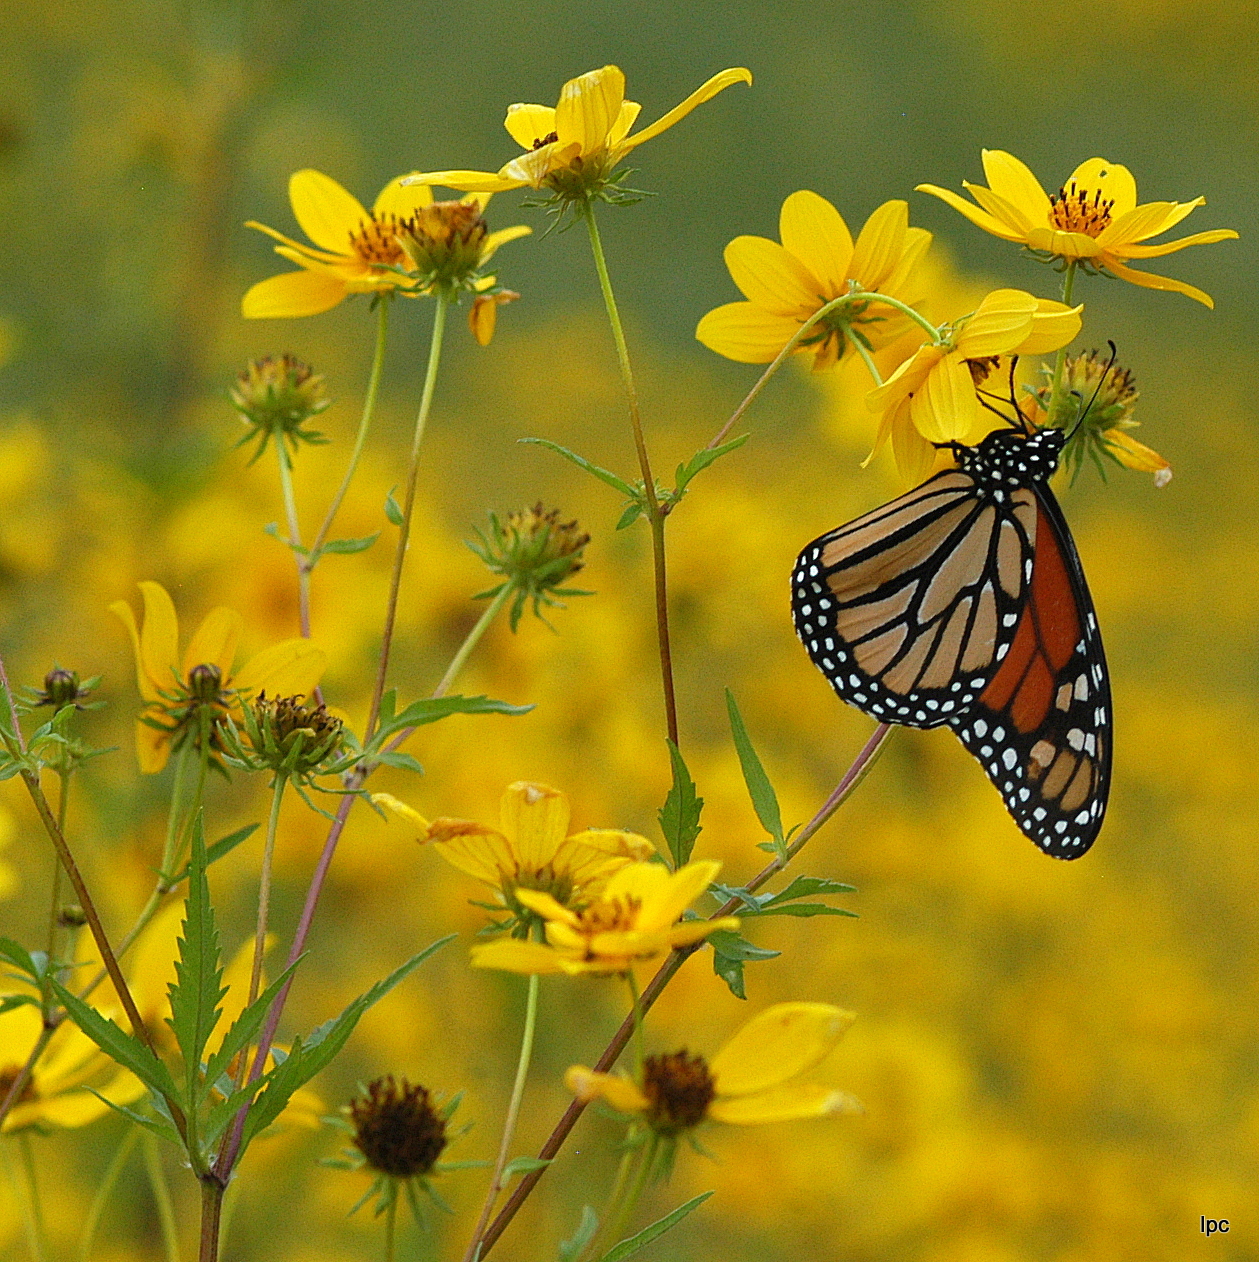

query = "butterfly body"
[792, 427, 1110, 859]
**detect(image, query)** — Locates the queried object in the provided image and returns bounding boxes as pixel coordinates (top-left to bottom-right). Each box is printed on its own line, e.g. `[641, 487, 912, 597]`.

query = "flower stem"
[199, 1178, 225, 1262]
[143, 1130, 182, 1262]
[601, 1133, 658, 1254]
[78, 1125, 140, 1262]
[275, 439, 313, 639]
[845, 328, 885, 388]
[245, 776, 287, 1027]
[42, 769, 72, 990]
[461, 971, 541, 1262]
[365, 293, 450, 742]
[2, 1133, 49, 1262]
[384, 1193, 398, 1262]
[432, 584, 512, 701]
[583, 204, 679, 748]
[1047, 261, 1079, 424]
[476, 723, 895, 1258]
[310, 295, 391, 559]
[626, 971, 645, 1080]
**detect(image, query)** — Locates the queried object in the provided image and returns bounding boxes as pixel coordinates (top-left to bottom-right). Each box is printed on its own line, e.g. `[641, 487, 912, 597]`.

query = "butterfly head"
[952, 427, 1065, 487]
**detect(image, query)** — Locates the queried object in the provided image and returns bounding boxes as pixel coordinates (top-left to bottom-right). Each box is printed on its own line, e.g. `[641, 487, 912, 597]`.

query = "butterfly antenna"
[1066, 341, 1119, 442]
[1005, 354, 1034, 434]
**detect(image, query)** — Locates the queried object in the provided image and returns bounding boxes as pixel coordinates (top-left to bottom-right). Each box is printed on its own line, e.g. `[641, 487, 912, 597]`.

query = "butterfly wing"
[792, 469, 1037, 729]
[946, 482, 1111, 858]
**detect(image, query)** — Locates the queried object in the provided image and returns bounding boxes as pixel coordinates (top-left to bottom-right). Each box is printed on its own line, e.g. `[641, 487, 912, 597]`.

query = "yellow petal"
[109, 597, 161, 702]
[515, 888, 576, 924]
[470, 940, 566, 974]
[912, 354, 978, 443]
[371, 173, 434, 219]
[470, 295, 498, 346]
[1102, 257, 1215, 307]
[608, 100, 642, 146]
[636, 859, 721, 933]
[288, 169, 368, 253]
[244, 220, 346, 263]
[708, 1083, 862, 1125]
[724, 236, 819, 317]
[695, 302, 804, 363]
[1015, 299, 1083, 355]
[779, 191, 852, 298]
[954, 288, 1037, 357]
[481, 223, 532, 265]
[893, 404, 940, 483]
[879, 226, 933, 299]
[709, 1003, 856, 1096]
[504, 103, 558, 148]
[407, 168, 526, 194]
[620, 67, 752, 151]
[603, 859, 671, 907]
[848, 200, 908, 291]
[242, 269, 349, 319]
[1023, 227, 1103, 260]
[565, 1066, 648, 1113]
[232, 639, 326, 699]
[556, 65, 625, 153]
[665, 916, 740, 948]
[914, 184, 1024, 243]
[499, 781, 570, 869]
[962, 182, 1035, 237]
[980, 149, 1051, 225]
[1116, 227, 1238, 258]
[566, 829, 655, 862]
[135, 717, 172, 774]
[431, 824, 516, 887]
[372, 793, 430, 834]
[126, 900, 185, 1019]
[1065, 158, 1137, 218]
[499, 141, 581, 188]
[865, 344, 941, 413]
[182, 607, 242, 680]
[1104, 429, 1172, 483]
[137, 582, 180, 695]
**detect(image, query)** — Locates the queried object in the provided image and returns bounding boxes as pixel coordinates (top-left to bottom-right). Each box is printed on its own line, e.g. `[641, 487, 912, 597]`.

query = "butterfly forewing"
[791, 469, 1036, 729]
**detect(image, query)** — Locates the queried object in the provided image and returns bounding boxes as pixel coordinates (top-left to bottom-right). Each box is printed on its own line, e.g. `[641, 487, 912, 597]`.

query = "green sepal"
[384, 487, 404, 526]
[560, 1207, 600, 1262]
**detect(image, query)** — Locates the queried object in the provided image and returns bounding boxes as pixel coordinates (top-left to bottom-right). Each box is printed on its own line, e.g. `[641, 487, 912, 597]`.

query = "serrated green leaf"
[384, 488, 404, 526]
[560, 1207, 600, 1262]
[598, 1191, 713, 1262]
[749, 903, 857, 918]
[83, 1089, 184, 1147]
[725, 690, 785, 858]
[242, 935, 453, 1147]
[674, 433, 749, 492]
[167, 816, 226, 1097]
[658, 740, 703, 868]
[0, 993, 39, 1013]
[373, 695, 532, 745]
[318, 533, 380, 556]
[712, 948, 746, 999]
[201, 957, 303, 1096]
[164, 823, 258, 885]
[762, 875, 857, 904]
[520, 437, 637, 497]
[707, 929, 780, 963]
[501, 1155, 552, 1181]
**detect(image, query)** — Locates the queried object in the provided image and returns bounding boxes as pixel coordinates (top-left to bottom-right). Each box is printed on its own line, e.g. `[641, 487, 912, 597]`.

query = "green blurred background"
[1, 0, 1257, 1259]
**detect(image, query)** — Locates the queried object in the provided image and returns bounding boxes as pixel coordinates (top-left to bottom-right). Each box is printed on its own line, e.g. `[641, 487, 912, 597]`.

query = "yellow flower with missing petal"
[697, 192, 932, 371]
[409, 64, 751, 201]
[469, 859, 739, 976]
[110, 581, 326, 773]
[865, 288, 1082, 480]
[374, 782, 654, 928]
[566, 1003, 861, 1133]
[917, 150, 1238, 307]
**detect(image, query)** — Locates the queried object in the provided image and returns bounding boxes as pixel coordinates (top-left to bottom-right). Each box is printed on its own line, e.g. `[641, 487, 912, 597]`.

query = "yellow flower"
[917, 150, 1238, 307]
[110, 581, 326, 773]
[409, 64, 751, 199]
[469, 859, 739, 976]
[241, 170, 528, 322]
[375, 782, 654, 924]
[697, 192, 932, 371]
[566, 1003, 861, 1132]
[865, 288, 1082, 479]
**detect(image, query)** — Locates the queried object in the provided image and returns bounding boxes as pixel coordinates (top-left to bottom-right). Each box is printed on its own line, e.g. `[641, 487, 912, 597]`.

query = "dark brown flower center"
[532, 131, 560, 149]
[642, 1051, 716, 1135]
[350, 1076, 447, 1179]
[349, 214, 409, 267]
[1049, 182, 1113, 237]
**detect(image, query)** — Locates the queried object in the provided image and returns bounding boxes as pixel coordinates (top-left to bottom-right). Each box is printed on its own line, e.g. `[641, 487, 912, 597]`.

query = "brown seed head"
[350, 1076, 447, 1179]
[642, 1051, 716, 1136]
[395, 201, 489, 287]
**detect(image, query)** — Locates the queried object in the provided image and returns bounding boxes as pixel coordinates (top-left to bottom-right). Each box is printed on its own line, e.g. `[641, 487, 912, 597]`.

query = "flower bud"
[395, 201, 490, 289]
[34, 668, 93, 711]
[243, 692, 345, 778]
[57, 904, 88, 928]
[230, 354, 330, 461]
[187, 663, 225, 705]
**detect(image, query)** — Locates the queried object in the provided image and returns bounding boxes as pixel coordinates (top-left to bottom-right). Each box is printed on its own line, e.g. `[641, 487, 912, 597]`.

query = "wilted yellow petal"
[499, 141, 581, 188]
[232, 639, 326, 699]
[432, 827, 517, 887]
[471, 940, 567, 974]
[710, 1003, 856, 1096]
[1065, 158, 1137, 219]
[409, 168, 527, 194]
[620, 67, 752, 151]
[980, 149, 1051, 225]
[708, 1083, 862, 1124]
[288, 169, 368, 254]
[242, 269, 349, 319]
[499, 781, 570, 869]
[504, 103, 557, 148]
[696, 302, 804, 363]
[848, 200, 908, 291]
[372, 792, 430, 833]
[1105, 429, 1172, 482]
[556, 65, 625, 153]
[724, 236, 819, 317]
[566, 1066, 648, 1112]
[182, 607, 242, 680]
[779, 191, 852, 298]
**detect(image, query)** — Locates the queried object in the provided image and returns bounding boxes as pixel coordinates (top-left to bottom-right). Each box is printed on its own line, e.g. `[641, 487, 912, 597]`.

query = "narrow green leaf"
[83, 1089, 183, 1147]
[374, 695, 532, 744]
[0, 937, 37, 979]
[164, 823, 258, 885]
[598, 1191, 714, 1262]
[761, 875, 857, 904]
[712, 948, 746, 1000]
[0, 993, 39, 1013]
[501, 1155, 552, 1181]
[615, 502, 645, 531]
[384, 487, 404, 526]
[520, 437, 637, 497]
[725, 690, 785, 857]
[707, 929, 780, 963]
[263, 522, 309, 557]
[560, 1207, 600, 1262]
[167, 816, 226, 1095]
[243, 935, 453, 1146]
[379, 689, 397, 723]
[318, 533, 380, 556]
[658, 740, 703, 868]
[674, 433, 750, 492]
[750, 903, 857, 919]
[371, 750, 424, 774]
[201, 957, 303, 1095]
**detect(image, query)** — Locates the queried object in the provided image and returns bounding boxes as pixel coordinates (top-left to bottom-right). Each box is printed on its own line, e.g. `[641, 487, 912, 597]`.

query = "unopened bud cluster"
[230, 354, 330, 461]
[396, 201, 490, 289]
[1040, 348, 1138, 436]
[33, 667, 95, 711]
[237, 692, 346, 779]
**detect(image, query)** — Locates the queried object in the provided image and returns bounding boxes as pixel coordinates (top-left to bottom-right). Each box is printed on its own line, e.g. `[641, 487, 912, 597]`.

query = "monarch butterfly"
[791, 422, 1110, 858]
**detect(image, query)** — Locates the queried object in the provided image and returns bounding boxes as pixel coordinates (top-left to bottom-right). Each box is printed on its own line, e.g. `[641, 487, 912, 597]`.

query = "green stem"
[309, 294, 391, 559]
[384, 1193, 398, 1262]
[143, 1130, 182, 1262]
[1047, 261, 1079, 423]
[275, 439, 313, 639]
[432, 585, 512, 701]
[42, 769, 72, 990]
[78, 1125, 140, 1262]
[626, 971, 645, 1080]
[18, 1134, 48, 1262]
[601, 1133, 658, 1255]
[844, 328, 885, 387]
[461, 972, 541, 1262]
[580, 1146, 635, 1262]
[863, 291, 942, 342]
[199, 1179, 224, 1262]
[583, 204, 679, 748]
[365, 294, 450, 742]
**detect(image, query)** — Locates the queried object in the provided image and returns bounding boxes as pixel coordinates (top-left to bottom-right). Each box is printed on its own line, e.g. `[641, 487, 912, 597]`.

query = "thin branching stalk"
[0, 1027, 54, 1131]
[844, 327, 885, 388]
[42, 769, 71, 973]
[1047, 261, 1079, 421]
[432, 585, 512, 701]
[275, 440, 312, 639]
[583, 204, 679, 747]
[599, 1132, 658, 1256]
[199, 1179, 225, 1262]
[4, 1134, 48, 1262]
[77, 1125, 140, 1262]
[478, 723, 895, 1256]
[143, 1131, 182, 1262]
